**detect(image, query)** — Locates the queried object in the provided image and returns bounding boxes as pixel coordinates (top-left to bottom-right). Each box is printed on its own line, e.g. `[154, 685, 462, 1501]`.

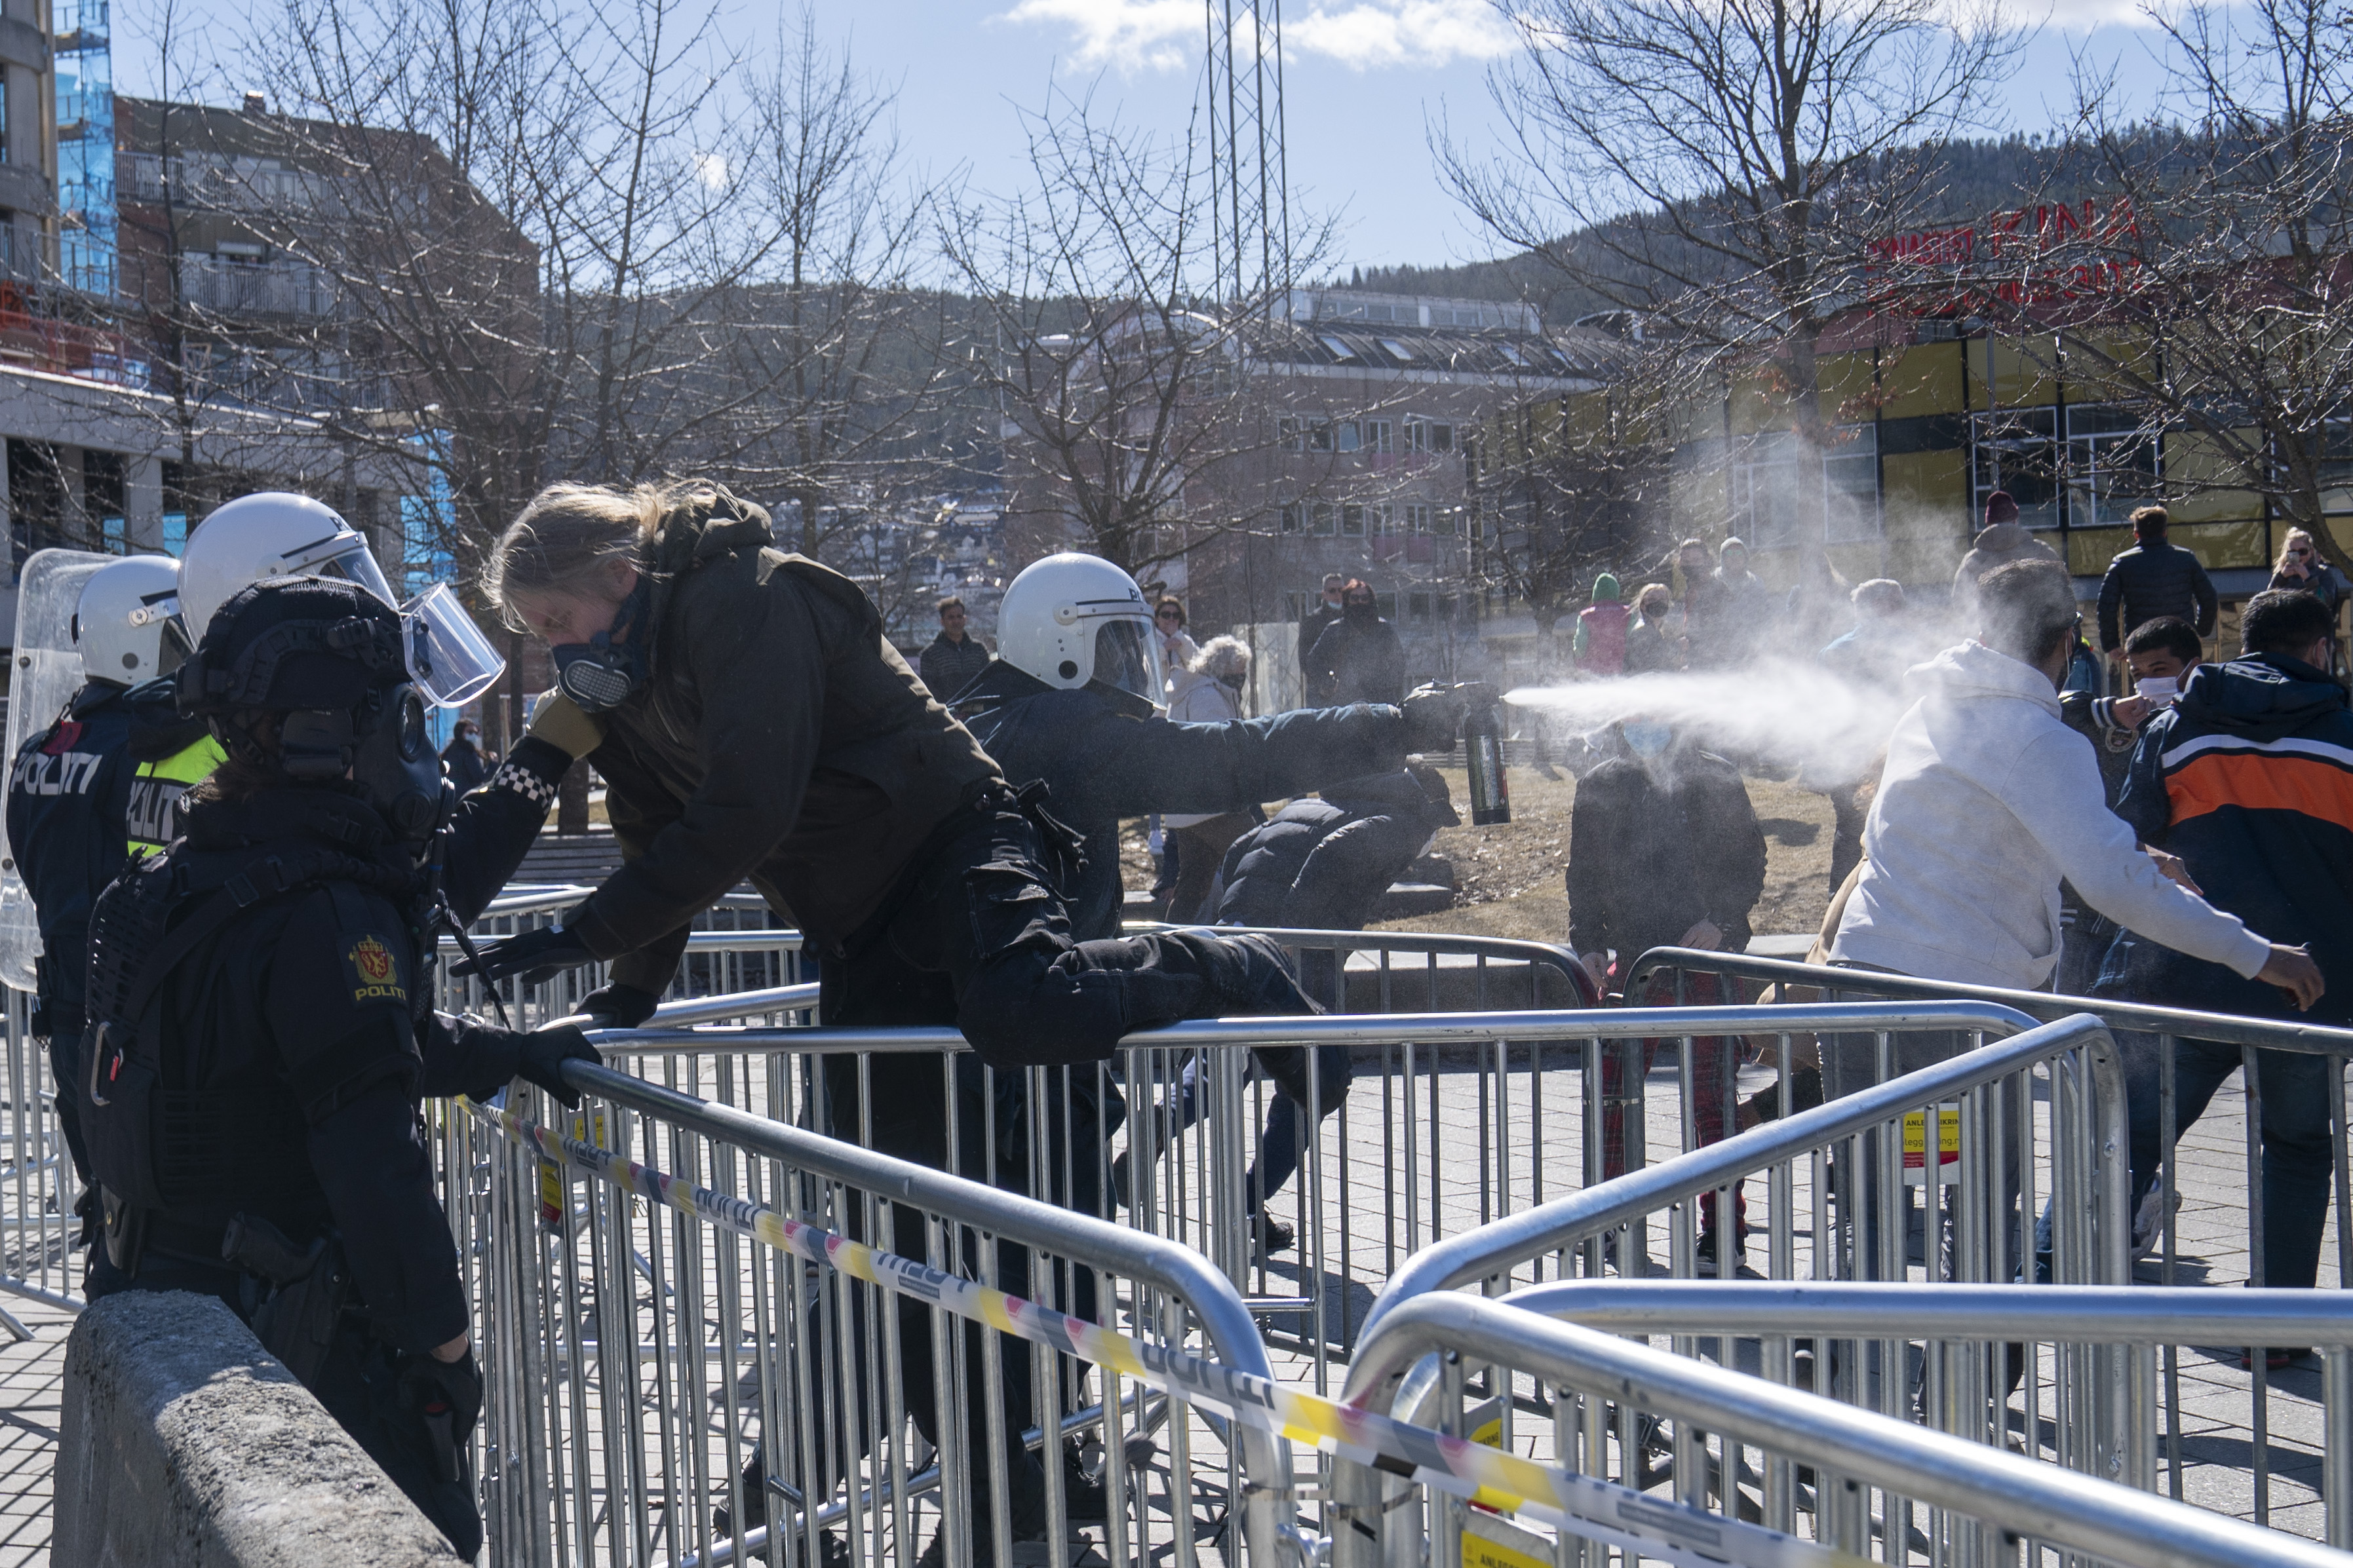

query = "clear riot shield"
[0, 550, 118, 993]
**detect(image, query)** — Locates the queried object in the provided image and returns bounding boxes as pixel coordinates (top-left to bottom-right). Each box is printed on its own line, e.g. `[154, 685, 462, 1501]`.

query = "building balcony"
[177, 253, 338, 318]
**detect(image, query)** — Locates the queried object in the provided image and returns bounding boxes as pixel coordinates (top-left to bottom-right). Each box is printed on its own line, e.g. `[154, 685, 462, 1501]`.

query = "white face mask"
[2135, 676, 2180, 706]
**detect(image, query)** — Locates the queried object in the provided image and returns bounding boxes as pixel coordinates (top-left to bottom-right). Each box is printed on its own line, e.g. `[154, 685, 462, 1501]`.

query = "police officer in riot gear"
[6, 555, 188, 1192]
[78, 577, 599, 1558]
[964, 550, 1476, 942]
[116, 490, 607, 924]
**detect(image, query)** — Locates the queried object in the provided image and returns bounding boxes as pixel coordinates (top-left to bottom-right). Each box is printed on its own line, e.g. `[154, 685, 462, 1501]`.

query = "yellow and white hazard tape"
[479, 1100, 1871, 1568]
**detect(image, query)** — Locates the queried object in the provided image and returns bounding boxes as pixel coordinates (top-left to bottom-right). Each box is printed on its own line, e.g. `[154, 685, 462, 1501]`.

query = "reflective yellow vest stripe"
[125, 734, 227, 856]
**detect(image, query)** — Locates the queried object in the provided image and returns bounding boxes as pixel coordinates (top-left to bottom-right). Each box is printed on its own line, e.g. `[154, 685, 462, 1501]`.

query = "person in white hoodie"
[1825, 558, 2322, 1305]
[1831, 557, 2320, 1016]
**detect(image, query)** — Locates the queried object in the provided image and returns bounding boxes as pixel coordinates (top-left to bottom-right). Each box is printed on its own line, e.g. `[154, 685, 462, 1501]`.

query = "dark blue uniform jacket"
[1215, 771, 1458, 931]
[6, 679, 191, 1032]
[2105, 654, 2353, 1022]
[958, 662, 1408, 940]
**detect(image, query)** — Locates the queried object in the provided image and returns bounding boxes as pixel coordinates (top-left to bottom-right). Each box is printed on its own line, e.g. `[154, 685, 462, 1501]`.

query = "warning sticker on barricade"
[1901, 1104, 1963, 1186]
[480, 1101, 1874, 1568]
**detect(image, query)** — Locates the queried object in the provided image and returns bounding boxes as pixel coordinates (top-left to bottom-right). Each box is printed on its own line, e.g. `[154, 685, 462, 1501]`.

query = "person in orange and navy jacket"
[2099, 588, 2348, 1314]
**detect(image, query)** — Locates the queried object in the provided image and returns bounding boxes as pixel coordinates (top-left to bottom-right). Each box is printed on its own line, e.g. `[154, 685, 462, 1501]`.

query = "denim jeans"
[2118, 1029, 2337, 1290]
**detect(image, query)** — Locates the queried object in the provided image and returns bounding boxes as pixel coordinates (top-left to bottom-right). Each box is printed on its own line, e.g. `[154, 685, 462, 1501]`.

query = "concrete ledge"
[55, 1290, 460, 1567]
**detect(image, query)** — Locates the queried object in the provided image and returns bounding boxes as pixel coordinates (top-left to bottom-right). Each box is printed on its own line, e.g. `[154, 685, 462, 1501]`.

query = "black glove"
[1400, 683, 1468, 753]
[450, 923, 598, 986]
[578, 982, 661, 1029]
[401, 1348, 483, 1483]
[515, 1023, 600, 1108]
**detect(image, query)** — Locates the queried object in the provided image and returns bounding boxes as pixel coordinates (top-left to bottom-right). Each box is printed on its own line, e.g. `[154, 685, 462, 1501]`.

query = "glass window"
[1335, 421, 1361, 453]
[1342, 504, 1365, 536]
[1312, 503, 1334, 535]
[1405, 503, 1432, 534]
[1277, 416, 1300, 452]
[1367, 504, 1393, 535]
[1319, 334, 1354, 359]
[1437, 505, 1458, 536]
[1363, 419, 1393, 454]
[1280, 503, 1302, 534]
[1825, 423, 1882, 544]
[2319, 419, 2353, 497]
[2065, 405, 2162, 529]
[1308, 422, 1333, 453]
[1732, 425, 1884, 547]
[1430, 423, 1454, 453]
[1409, 591, 1431, 620]
[1971, 408, 2061, 531]
[162, 510, 187, 555]
[1381, 339, 1412, 362]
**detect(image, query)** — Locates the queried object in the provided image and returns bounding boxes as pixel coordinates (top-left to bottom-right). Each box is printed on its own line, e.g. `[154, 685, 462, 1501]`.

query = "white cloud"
[1287, 1, 1518, 67]
[1000, 0, 1517, 71]
[691, 152, 729, 190]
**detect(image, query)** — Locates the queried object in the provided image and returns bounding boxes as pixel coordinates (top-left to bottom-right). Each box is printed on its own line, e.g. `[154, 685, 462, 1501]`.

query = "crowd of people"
[18, 472, 2352, 1558]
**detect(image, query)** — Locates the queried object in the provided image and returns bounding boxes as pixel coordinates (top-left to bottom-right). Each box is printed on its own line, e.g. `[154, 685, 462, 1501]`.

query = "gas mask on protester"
[549, 575, 652, 714]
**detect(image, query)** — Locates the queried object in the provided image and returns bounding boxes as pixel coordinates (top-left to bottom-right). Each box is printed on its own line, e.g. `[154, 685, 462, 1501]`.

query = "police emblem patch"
[346, 934, 407, 1004]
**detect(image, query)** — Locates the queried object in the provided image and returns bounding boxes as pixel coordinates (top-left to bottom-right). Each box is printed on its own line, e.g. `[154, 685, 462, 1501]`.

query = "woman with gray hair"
[1163, 635, 1258, 920]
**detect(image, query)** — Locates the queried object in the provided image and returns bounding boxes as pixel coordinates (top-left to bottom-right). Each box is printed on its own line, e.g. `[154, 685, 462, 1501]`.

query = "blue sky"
[115, 0, 2189, 273]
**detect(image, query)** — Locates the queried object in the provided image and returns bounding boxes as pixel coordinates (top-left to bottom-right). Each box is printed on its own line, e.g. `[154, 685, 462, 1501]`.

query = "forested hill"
[1330, 132, 2120, 325]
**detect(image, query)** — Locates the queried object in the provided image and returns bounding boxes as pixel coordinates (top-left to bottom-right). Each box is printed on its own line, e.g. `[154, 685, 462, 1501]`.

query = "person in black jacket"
[1116, 768, 1462, 1253]
[438, 717, 492, 792]
[2099, 590, 2342, 1322]
[1297, 573, 1347, 702]
[2097, 506, 2217, 660]
[77, 579, 596, 1557]
[916, 594, 992, 702]
[1304, 579, 1407, 706]
[464, 499, 1325, 1563]
[1567, 716, 1768, 1271]
[2054, 616, 2201, 995]
[7, 558, 191, 1192]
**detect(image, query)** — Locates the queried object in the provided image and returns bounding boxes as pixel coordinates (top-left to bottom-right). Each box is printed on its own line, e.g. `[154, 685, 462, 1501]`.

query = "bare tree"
[683, 10, 963, 561]
[2008, 0, 2353, 570]
[1443, 0, 2019, 537]
[941, 87, 1336, 581]
[1479, 337, 1679, 637]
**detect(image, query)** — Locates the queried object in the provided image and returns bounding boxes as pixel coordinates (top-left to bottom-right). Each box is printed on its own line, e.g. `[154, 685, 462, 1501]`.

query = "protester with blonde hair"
[459, 480, 1325, 1554]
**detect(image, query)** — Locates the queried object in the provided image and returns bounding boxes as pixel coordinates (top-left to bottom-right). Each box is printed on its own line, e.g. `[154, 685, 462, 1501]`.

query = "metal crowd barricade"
[1329, 1291, 2348, 1568]
[1490, 1278, 2353, 1550]
[0, 984, 73, 1323]
[437, 888, 806, 1028]
[1355, 1013, 2135, 1525]
[449, 1049, 1300, 1568]
[538, 1001, 2057, 1558]
[1632, 946, 2353, 1521]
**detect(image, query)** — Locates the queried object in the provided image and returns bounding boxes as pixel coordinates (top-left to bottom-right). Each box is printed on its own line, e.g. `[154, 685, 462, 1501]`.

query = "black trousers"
[810, 791, 1308, 1534]
[85, 1250, 480, 1558]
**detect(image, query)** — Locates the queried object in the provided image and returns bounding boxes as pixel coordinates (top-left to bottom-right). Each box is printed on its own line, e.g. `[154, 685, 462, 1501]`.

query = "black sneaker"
[1060, 1445, 1110, 1524]
[711, 1449, 769, 1537]
[1692, 1231, 1744, 1278]
[1250, 1211, 1296, 1257]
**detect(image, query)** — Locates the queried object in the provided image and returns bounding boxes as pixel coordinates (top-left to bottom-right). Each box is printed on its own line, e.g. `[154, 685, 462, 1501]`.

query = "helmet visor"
[1091, 619, 1165, 709]
[402, 583, 507, 708]
[295, 539, 401, 611]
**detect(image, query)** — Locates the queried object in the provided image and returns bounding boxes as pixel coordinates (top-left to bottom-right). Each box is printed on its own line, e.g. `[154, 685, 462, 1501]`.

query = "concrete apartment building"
[1007, 287, 1611, 701]
[0, 17, 446, 658]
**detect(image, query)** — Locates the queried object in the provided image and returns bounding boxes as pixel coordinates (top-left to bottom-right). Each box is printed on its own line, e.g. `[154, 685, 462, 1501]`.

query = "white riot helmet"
[178, 492, 399, 637]
[74, 555, 189, 685]
[177, 491, 504, 708]
[996, 552, 1165, 710]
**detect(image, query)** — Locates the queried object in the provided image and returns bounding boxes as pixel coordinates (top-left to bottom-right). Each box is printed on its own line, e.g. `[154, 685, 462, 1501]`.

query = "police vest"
[125, 734, 226, 856]
[79, 845, 413, 1217]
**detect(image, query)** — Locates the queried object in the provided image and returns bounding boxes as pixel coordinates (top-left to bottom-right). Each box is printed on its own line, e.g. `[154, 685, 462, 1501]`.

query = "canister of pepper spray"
[1463, 697, 1510, 826]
